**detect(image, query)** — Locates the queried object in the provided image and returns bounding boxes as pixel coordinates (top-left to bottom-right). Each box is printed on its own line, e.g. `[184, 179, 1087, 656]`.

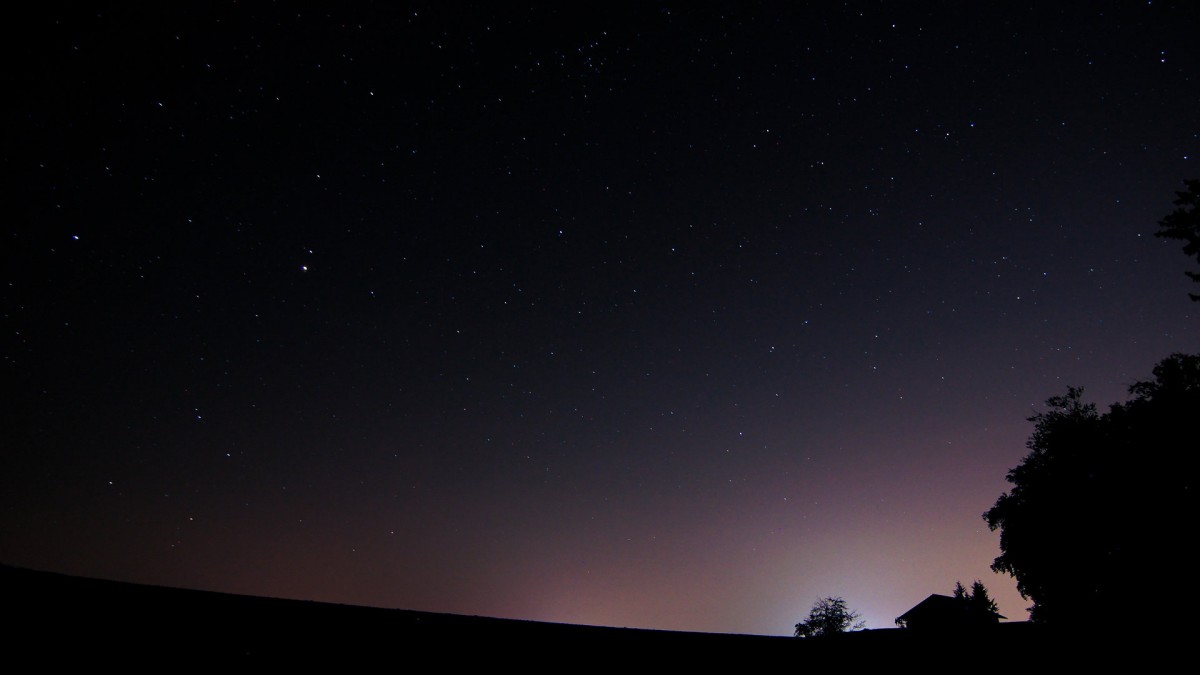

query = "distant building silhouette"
[895, 594, 1004, 631]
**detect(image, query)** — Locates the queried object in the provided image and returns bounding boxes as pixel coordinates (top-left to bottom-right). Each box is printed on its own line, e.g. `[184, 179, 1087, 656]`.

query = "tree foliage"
[794, 596, 865, 638]
[964, 580, 999, 617]
[983, 354, 1200, 625]
[1156, 178, 1200, 301]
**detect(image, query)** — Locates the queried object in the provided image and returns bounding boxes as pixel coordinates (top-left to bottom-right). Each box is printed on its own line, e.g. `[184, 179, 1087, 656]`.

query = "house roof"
[896, 593, 1006, 625]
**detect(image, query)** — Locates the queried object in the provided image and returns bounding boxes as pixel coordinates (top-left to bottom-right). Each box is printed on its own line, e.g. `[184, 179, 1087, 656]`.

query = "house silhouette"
[895, 594, 1005, 631]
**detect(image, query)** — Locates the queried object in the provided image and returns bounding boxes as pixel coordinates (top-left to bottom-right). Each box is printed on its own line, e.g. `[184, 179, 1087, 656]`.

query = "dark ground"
[1, 564, 1161, 669]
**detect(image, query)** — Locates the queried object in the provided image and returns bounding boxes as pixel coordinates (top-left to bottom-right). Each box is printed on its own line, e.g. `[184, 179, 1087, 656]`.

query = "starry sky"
[3, 2, 1197, 635]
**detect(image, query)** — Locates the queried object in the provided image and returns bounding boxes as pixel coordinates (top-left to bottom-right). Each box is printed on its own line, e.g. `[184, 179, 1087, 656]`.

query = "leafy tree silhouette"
[984, 354, 1199, 626]
[794, 596, 865, 638]
[1156, 179, 1200, 300]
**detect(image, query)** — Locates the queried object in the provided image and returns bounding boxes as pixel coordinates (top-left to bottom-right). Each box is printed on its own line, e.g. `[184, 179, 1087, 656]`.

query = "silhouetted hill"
[0, 564, 1152, 668]
[3, 564, 787, 666]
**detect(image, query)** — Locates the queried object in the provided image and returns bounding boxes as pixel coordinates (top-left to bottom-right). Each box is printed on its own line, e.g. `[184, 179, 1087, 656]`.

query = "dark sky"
[3, 2, 1197, 634]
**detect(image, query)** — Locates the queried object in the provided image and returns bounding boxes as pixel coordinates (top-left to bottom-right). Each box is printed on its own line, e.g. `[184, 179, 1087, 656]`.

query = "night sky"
[4, 2, 1197, 635]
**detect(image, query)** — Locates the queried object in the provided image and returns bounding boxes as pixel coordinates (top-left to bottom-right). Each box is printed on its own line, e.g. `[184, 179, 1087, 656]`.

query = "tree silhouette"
[794, 596, 865, 638]
[1156, 179, 1200, 300]
[966, 581, 999, 617]
[945, 580, 1001, 626]
[984, 354, 1200, 626]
